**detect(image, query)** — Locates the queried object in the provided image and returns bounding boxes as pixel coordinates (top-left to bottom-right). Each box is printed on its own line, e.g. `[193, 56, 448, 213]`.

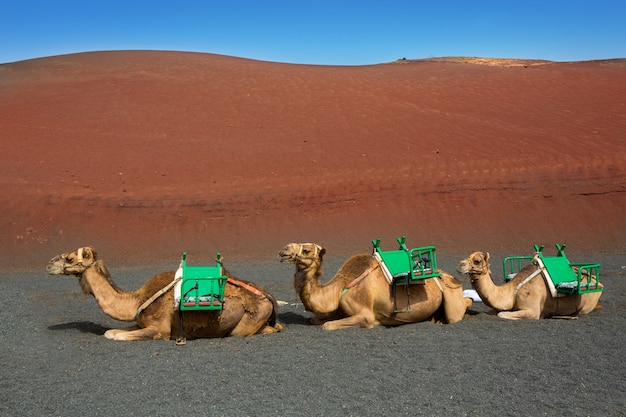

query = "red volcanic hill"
[1, 51, 625, 268]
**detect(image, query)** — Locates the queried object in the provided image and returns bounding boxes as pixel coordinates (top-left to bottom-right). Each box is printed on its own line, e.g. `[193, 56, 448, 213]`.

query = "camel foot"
[258, 323, 284, 334]
[497, 310, 540, 320]
[103, 325, 164, 341]
[104, 328, 130, 339]
[320, 316, 377, 330]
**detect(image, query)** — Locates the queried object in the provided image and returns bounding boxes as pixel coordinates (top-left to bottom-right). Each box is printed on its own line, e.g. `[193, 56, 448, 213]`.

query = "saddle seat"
[178, 252, 227, 311]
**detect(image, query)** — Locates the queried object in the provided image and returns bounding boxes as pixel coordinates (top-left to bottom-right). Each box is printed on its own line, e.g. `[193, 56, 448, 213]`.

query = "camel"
[457, 251, 603, 320]
[46, 247, 284, 341]
[277, 243, 472, 330]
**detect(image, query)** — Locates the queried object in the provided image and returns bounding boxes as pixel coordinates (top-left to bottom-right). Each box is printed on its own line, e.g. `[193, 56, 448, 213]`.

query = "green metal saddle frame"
[372, 236, 441, 284]
[503, 244, 602, 295]
[179, 251, 228, 311]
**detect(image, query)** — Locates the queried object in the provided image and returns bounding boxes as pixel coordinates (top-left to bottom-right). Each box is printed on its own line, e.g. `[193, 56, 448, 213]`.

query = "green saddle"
[372, 236, 441, 284]
[179, 252, 227, 311]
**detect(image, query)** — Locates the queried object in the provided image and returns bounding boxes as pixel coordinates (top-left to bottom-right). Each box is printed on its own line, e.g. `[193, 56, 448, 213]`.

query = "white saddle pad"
[173, 266, 183, 309]
[463, 289, 482, 302]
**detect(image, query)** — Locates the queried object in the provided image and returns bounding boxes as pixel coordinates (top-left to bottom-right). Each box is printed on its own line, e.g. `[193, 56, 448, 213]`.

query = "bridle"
[75, 247, 85, 266]
[283, 243, 323, 271]
[467, 257, 490, 282]
[61, 247, 96, 273]
[294, 243, 323, 261]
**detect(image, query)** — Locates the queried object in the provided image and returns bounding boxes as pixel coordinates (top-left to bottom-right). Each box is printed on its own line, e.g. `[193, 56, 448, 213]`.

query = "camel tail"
[263, 290, 280, 327]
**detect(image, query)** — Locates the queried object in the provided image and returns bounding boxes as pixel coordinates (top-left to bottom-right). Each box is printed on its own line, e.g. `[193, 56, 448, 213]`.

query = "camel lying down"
[46, 247, 284, 341]
[457, 252, 603, 320]
[278, 243, 472, 330]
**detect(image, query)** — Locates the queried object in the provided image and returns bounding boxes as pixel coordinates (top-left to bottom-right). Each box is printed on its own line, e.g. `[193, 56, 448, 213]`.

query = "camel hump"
[337, 254, 378, 281]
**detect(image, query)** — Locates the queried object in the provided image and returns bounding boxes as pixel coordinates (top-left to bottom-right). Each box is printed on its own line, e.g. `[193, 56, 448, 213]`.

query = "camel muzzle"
[277, 252, 295, 263]
[46, 256, 65, 274]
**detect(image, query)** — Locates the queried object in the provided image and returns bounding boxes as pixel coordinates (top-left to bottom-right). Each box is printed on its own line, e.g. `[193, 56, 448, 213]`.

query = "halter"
[469, 266, 488, 282]
[295, 243, 323, 260]
[468, 255, 490, 281]
[61, 247, 94, 273]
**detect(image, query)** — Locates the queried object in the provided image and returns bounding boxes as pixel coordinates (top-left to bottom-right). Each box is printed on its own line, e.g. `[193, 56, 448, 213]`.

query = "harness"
[340, 263, 380, 297]
[134, 276, 267, 320]
[134, 277, 182, 320]
[226, 277, 267, 298]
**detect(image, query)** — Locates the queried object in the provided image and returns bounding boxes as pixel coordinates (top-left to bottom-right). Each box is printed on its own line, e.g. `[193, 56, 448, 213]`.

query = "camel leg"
[320, 314, 379, 331]
[497, 309, 541, 320]
[104, 325, 168, 341]
[311, 311, 343, 325]
[229, 302, 276, 336]
[578, 292, 602, 314]
[442, 295, 473, 323]
[435, 275, 473, 323]
[229, 315, 265, 336]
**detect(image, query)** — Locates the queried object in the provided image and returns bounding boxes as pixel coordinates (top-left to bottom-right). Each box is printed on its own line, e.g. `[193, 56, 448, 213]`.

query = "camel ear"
[319, 247, 326, 259]
[83, 247, 97, 261]
[484, 252, 490, 262]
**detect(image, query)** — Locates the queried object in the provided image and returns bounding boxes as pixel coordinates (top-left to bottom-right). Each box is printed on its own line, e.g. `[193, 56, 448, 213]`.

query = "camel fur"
[457, 251, 603, 320]
[278, 243, 472, 330]
[46, 247, 284, 340]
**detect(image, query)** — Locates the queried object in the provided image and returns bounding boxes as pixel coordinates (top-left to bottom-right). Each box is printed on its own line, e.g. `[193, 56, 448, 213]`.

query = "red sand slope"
[1, 51, 625, 267]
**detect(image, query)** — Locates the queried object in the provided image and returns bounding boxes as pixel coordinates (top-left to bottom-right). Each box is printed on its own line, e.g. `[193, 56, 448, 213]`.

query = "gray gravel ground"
[1, 251, 624, 417]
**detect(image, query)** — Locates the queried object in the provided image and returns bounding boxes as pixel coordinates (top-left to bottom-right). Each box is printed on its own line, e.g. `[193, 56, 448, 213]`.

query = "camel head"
[46, 247, 98, 275]
[457, 252, 490, 278]
[278, 243, 325, 270]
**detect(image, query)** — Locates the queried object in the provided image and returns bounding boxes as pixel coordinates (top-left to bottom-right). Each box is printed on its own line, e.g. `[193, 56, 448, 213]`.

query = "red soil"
[1, 51, 625, 268]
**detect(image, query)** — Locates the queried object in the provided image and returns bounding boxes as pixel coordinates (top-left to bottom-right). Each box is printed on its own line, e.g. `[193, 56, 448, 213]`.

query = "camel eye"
[473, 258, 481, 265]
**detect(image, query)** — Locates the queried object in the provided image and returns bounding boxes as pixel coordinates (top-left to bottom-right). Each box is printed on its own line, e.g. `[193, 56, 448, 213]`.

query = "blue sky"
[2, 0, 624, 65]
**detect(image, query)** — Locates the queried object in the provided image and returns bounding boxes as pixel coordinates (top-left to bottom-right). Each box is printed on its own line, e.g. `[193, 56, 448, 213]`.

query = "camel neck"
[294, 265, 340, 314]
[81, 265, 141, 322]
[471, 270, 516, 311]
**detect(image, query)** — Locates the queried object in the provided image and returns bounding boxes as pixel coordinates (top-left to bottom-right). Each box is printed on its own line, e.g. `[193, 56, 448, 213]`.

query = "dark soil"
[2, 251, 624, 416]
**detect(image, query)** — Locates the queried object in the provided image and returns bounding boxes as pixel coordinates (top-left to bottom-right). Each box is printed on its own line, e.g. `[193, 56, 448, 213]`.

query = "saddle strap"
[227, 277, 266, 298]
[514, 267, 543, 296]
[135, 277, 182, 320]
[340, 263, 380, 297]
